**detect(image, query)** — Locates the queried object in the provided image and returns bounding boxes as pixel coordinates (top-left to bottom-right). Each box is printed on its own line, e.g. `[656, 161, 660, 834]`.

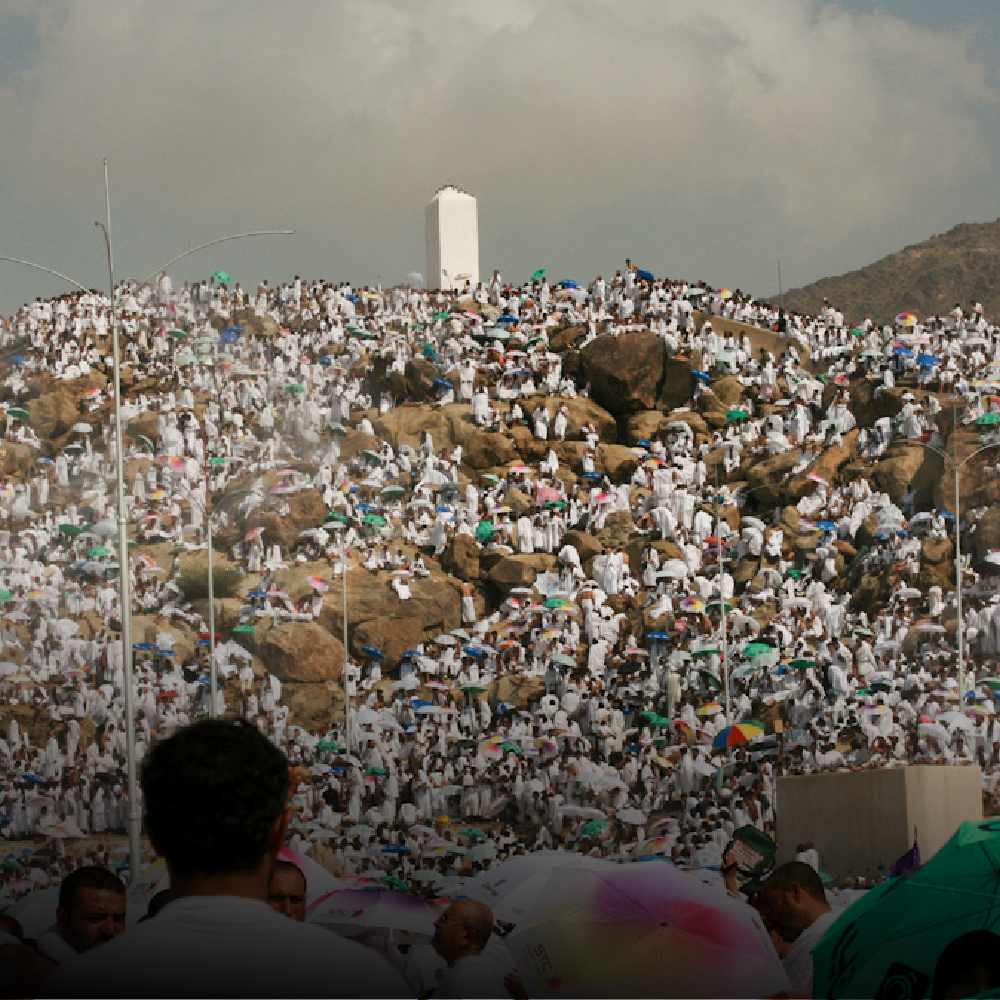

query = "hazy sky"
[0, 0, 997, 316]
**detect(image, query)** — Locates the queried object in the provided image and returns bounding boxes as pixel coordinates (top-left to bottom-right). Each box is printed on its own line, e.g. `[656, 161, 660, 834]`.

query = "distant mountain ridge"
[773, 218, 1000, 326]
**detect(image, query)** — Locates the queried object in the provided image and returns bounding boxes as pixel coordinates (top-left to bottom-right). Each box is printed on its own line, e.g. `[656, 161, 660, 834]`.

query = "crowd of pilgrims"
[1, 262, 999, 908]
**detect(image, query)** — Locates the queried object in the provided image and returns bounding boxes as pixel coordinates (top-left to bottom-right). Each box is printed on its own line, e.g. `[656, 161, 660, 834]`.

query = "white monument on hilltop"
[425, 185, 479, 292]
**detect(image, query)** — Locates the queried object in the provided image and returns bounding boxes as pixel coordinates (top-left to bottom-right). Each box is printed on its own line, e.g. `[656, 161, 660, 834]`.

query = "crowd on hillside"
[0, 262, 998, 942]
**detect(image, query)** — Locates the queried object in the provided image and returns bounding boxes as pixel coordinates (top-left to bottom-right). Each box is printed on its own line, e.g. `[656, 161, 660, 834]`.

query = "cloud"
[0, 0, 995, 310]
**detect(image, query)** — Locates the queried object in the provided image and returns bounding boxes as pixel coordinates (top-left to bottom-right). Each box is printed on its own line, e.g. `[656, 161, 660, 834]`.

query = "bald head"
[432, 899, 494, 964]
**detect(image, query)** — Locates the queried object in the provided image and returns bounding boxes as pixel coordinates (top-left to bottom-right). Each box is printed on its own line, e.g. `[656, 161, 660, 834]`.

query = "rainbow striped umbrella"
[712, 721, 766, 749]
[508, 864, 789, 998]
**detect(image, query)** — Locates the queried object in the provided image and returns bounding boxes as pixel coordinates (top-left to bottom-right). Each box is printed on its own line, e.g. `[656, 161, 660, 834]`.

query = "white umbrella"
[615, 808, 648, 825]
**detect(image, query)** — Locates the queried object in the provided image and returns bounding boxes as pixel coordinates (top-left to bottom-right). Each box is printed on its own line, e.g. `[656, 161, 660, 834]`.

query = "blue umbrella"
[893, 346, 913, 358]
[361, 646, 384, 660]
[23, 775, 45, 785]
[648, 632, 672, 641]
[380, 845, 410, 854]
[582, 471, 602, 480]
[939, 510, 955, 520]
[635, 268, 655, 282]
[692, 370, 712, 383]
[636, 439, 651, 448]
[133, 642, 155, 651]
[402, 650, 420, 659]
[874, 533, 892, 541]
[330, 766, 347, 774]
[346, 294, 360, 303]
[917, 354, 937, 367]
[558, 279, 579, 289]
[0, 815, 10, 823]
[248, 590, 267, 599]
[197, 677, 212, 685]
[196, 638, 211, 646]
[497, 315, 517, 325]
[356, 503, 375, 512]
[495, 701, 516, 713]
[433, 378, 453, 388]
[222, 325, 243, 335]
[817, 521, 837, 531]
[37, 457, 54, 465]
[156, 649, 176, 656]
[220, 331, 239, 344]
[320, 356, 334, 366]
[10, 355, 26, 364]
[463, 646, 485, 660]
[410, 698, 431, 710]
[435, 506, 452, 514]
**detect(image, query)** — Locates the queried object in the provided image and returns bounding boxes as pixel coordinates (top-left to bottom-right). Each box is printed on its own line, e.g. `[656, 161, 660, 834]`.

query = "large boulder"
[595, 510, 635, 550]
[659, 359, 697, 412]
[440, 534, 481, 581]
[579, 331, 667, 417]
[561, 529, 602, 566]
[27, 388, 79, 440]
[258, 622, 345, 683]
[596, 445, 640, 483]
[870, 443, 943, 510]
[743, 450, 802, 508]
[404, 358, 439, 401]
[487, 553, 558, 592]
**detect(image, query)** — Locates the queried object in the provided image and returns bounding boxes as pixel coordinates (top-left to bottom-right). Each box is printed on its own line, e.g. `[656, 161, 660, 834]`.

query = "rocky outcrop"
[259, 621, 346, 683]
[579, 331, 666, 417]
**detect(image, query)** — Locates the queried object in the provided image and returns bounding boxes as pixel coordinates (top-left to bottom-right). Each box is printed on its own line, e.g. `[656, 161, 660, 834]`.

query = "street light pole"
[343, 547, 351, 751]
[95, 159, 141, 882]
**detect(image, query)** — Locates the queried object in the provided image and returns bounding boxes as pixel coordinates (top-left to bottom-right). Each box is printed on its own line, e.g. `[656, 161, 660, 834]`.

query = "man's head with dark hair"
[933, 930, 1000, 1000]
[141, 720, 290, 879]
[267, 859, 307, 922]
[756, 861, 831, 944]
[56, 867, 126, 953]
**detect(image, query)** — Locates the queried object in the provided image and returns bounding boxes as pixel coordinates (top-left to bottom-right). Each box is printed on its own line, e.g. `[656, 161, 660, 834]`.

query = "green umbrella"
[137, 434, 155, 452]
[481, 473, 500, 485]
[531, 269, 547, 280]
[544, 500, 567, 510]
[458, 826, 488, 839]
[698, 669, 722, 688]
[705, 600, 734, 614]
[814, 820, 1000, 999]
[167, 329, 189, 339]
[690, 646, 720, 659]
[744, 642, 772, 658]
[0, 590, 12, 602]
[366, 767, 388, 776]
[88, 547, 111, 558]
[363, 514, 387, 527]
[981, 678, 1000, 691]
[380, 485, 405, 496]
[543, 598, 570, 609]
[380, 875, 409, 892]
[498, 742, 522, 754]
[208, 456, 228, 466]
[850, 328, 866, 338]
[285, 383, 305, 395]
[978, 413, 1000, 426]
[730, 664, 761, 680]
[325, 511, 349, 524]
[361, 449, 383, 465]
[233, 624, 255, 634]
[726, 409, 750, 423]
[433, 312, 451, 321]
[7, 408, 29, 420]
[461, 685, 487, 694]
[64, 443, 84, 455]
[59, 524, 82, 537]
[213, 270, 231, 284]
[475, 520, 494, 544]
[315, 741, 342, 752]
[581, 819, 609, 837]
[789, 658, 816, 670]
[330, 423, 348, 437]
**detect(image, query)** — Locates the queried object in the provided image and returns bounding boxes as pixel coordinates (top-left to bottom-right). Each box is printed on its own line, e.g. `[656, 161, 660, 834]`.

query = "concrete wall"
[776, 766, 981, 878]
[426, 186, 479, 291]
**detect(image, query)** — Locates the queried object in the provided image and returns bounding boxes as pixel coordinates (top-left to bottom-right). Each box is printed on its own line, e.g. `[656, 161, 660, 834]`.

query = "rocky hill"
[775, 218, 1000, 325]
